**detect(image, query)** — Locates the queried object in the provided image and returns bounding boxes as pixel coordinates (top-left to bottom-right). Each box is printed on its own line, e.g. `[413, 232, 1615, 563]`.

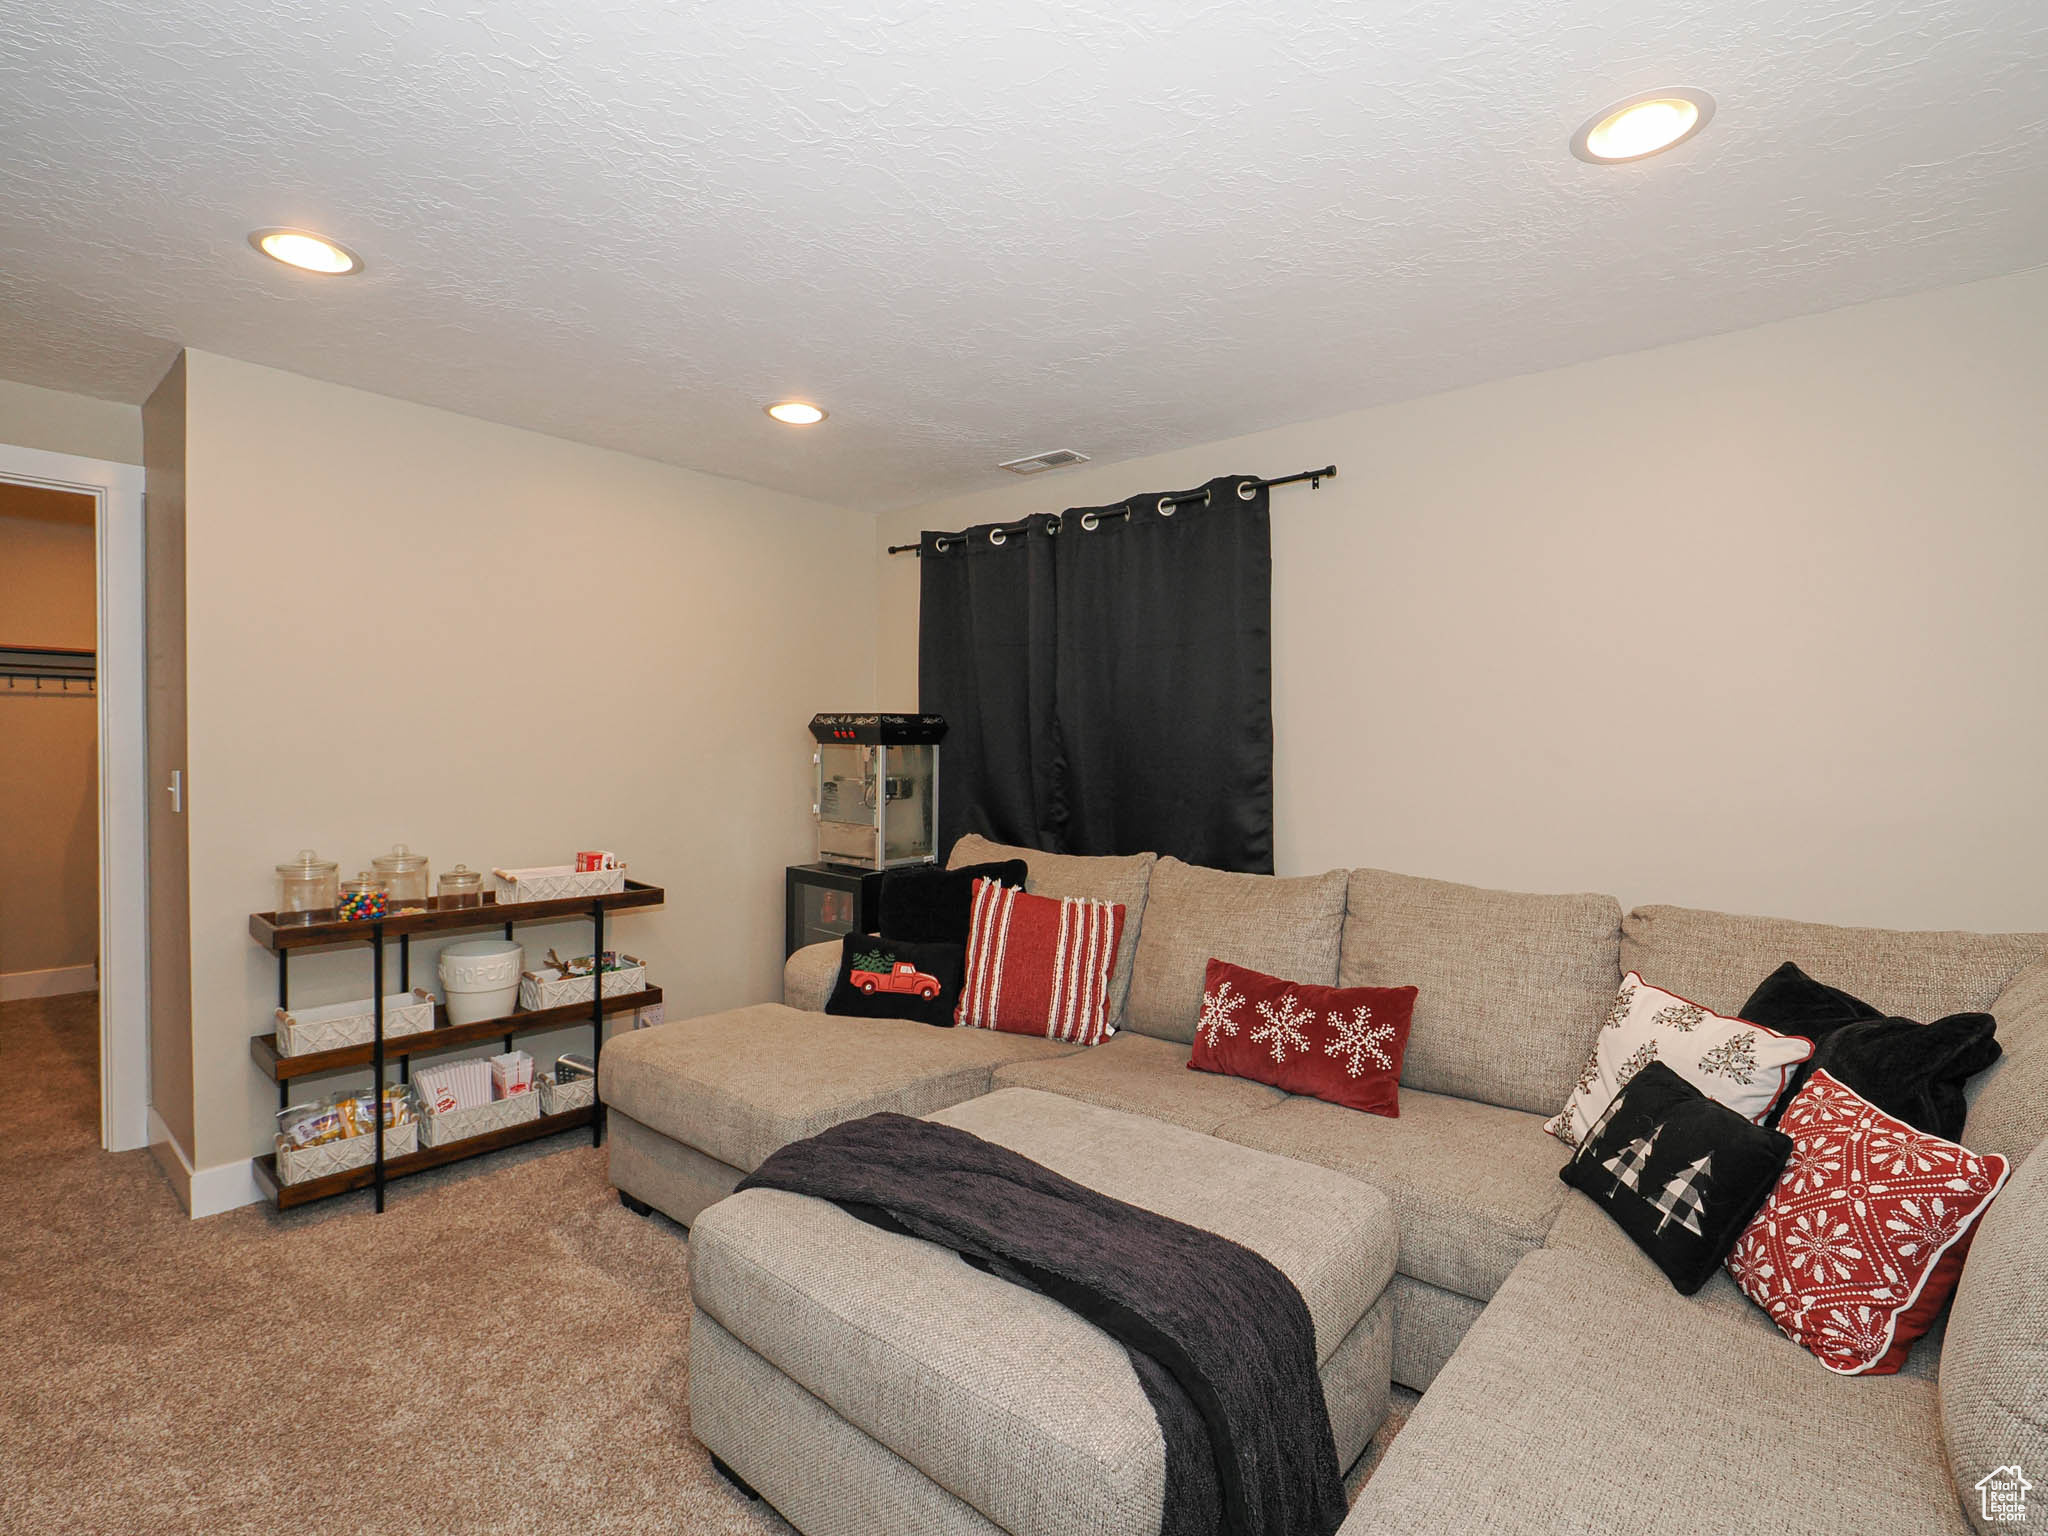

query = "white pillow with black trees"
[1547, 972, 1814, 1146]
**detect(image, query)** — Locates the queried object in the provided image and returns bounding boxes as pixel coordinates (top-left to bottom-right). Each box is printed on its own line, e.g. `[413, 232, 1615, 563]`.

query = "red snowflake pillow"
[1724, 1069, 2009, 1375]
[1188, 958, 1418, 1117]
[955, 878, 1125, 1045]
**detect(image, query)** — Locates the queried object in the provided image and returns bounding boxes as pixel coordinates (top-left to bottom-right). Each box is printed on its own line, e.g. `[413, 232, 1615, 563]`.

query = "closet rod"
[0, 644, 96, 685]
[887, 464, 1336, 556]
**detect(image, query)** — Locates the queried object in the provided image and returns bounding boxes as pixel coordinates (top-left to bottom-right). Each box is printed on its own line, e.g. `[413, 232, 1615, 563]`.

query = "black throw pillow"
[1741, 961, 2001, 1139]
[1560, 1062, 1791, 1295]
[823, 934, 966, 1029]
[1807, 1014, 1999, 1143]
[1741, 961, 1883, 1039]
[877, 859, 1028, 946]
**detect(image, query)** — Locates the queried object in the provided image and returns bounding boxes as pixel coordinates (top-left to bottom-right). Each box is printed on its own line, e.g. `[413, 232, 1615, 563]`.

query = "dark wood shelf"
[250, 877, 658, 1214]
[251, 986, 662, 1083]
[250, 880, 665, 952]
[255, 1106, 596, 1210]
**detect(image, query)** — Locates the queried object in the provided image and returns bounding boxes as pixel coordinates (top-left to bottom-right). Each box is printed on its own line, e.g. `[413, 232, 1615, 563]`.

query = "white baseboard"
[148, 1108, 192, 1209]
[1, 963, 97, 1001]
[148, 1108, 262, 1219]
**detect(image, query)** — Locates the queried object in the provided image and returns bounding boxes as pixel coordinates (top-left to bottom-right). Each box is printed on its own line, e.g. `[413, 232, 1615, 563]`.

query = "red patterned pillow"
[955, 878, 1126, 1045]
[1188, 958, 1418, 1117]
[1724, 1069, 2010, 1375]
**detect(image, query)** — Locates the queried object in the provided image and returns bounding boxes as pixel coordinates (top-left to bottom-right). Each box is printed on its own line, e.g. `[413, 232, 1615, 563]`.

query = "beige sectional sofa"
[601, 835, 2048, 1535]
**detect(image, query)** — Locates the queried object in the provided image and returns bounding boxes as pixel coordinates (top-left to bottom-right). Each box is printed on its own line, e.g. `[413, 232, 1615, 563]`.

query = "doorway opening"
[0, 481, 104, 1151]
[0, 445, 148, 1152]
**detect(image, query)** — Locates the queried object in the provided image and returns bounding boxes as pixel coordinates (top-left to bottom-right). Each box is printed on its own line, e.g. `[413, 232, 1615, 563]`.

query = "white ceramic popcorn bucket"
[437, 938, 524, 1026]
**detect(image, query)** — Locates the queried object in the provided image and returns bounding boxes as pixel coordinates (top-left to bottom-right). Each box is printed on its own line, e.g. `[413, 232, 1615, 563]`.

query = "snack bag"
[278, 1101, 348, 1147]
[381, 1083, 417, 1127]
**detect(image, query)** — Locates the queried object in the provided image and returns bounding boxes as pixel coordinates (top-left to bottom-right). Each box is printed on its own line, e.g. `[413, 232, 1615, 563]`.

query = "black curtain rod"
[887, 464, 1337, 556]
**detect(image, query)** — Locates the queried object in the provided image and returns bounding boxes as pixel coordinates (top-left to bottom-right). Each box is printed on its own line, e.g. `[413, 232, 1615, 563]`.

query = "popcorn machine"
[809, 713, 946, 870]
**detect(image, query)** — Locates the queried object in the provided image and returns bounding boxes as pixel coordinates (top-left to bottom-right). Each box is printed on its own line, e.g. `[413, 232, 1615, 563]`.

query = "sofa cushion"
[992, 1030, 1288, 1135]
[689, 1089, 1396, 1536]
[1342, 1248, 1969, 1536]
[1941, 1145, 2048, 1536]
[1620, 904, 2044, 1023]
[1122, 857, 1347, 1044]
[1543, 1186, 1947, 1380]
[598, 1003, 1079, 1172]
[930, 1089, 1398, 1349]
[1213, 1089, 1572, 1301]
[950, 835, 1156, 1029]
[1963, 958, 2048, 1165]
[1339, 868, 1622, 1116]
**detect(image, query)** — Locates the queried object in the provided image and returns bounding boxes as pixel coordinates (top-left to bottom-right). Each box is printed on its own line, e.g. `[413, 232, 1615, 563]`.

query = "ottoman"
[687, 1088, 1397, 1536]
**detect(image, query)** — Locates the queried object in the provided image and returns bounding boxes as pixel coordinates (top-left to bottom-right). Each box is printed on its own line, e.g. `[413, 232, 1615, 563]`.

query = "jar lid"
[439, 864, 482, 887]
[373, 843, 428, 872]
[277, 848, 339, 876]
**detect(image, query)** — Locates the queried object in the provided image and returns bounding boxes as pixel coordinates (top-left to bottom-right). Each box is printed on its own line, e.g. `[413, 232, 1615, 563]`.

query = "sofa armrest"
[783, 940, 842, 1013]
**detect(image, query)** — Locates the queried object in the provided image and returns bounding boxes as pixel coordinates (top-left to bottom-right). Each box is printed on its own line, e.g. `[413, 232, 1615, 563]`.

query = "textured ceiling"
[1, 1, 2045, 511]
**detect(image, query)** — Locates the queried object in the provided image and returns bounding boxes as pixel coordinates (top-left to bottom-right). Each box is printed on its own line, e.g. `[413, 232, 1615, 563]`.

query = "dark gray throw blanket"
[735, 1113, 1345, 1536]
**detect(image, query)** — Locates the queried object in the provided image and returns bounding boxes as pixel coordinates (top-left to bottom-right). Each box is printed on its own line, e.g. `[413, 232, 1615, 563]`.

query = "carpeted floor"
[3, 992, 1411, 1534]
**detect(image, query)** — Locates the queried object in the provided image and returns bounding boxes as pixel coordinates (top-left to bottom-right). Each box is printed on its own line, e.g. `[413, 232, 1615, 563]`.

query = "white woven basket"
[490, 865, 626, 903]
[536, 1075, 596, 1115]
[518, 958, 646, 1012]
[276, 1121, 419, 1184]
[418, 1090, 540, 1148]
[275, 989, 436, 1057]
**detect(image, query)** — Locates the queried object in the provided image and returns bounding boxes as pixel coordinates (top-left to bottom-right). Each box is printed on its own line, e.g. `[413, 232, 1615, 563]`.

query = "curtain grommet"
[1045, 517, 1061, 536]
[1158, 496, 1177, 517]
[1081, 511, 1100, 532]
[989, 527, 1006, 546]
[932, 537, 950, 553]
[1236, 480, 1258, 501]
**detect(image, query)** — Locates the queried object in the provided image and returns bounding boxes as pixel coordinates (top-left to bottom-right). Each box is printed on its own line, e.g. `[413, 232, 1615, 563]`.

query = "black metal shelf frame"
[274, 899, 615, 1212]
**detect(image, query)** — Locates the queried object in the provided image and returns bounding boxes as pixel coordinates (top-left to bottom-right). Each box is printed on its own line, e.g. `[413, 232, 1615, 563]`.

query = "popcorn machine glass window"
[809, 714, 946, 869]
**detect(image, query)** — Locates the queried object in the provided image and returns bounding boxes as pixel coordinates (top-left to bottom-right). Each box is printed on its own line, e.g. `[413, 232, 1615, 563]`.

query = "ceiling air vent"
[997, 449, 1090, 476]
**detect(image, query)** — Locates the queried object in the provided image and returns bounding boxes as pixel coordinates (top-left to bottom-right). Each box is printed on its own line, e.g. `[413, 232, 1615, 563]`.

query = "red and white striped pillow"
[956, 877, 1126, 1045]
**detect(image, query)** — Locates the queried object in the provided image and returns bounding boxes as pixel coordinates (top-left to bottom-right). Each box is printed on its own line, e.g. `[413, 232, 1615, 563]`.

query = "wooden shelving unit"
[252, 879, 663, 1212]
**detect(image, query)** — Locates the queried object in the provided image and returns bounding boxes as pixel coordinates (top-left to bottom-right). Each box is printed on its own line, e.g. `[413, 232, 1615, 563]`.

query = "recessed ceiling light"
[765, 401, 827, 425]
[248, 228, 364, 275]
[1571, 89, 1715, 164]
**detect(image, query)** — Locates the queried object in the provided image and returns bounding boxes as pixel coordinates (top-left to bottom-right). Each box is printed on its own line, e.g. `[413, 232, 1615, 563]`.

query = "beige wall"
[0, 377, 144, 464]
[876, 266, 2048, 934]
[176, 352, 876, 1170]
[0, 489, 99, 977]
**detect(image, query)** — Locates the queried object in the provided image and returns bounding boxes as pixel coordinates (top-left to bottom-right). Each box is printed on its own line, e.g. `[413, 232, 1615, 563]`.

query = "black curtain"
[918, 476, 1272, 873]
[918, 513, 1059, 855]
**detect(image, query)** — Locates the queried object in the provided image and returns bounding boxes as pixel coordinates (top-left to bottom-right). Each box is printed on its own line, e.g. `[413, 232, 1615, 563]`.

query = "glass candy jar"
[337, 873, 391, 923]
[275, 850, 340, 924]
[437, 864, 483, 909]
[372, 844, 431, 903]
